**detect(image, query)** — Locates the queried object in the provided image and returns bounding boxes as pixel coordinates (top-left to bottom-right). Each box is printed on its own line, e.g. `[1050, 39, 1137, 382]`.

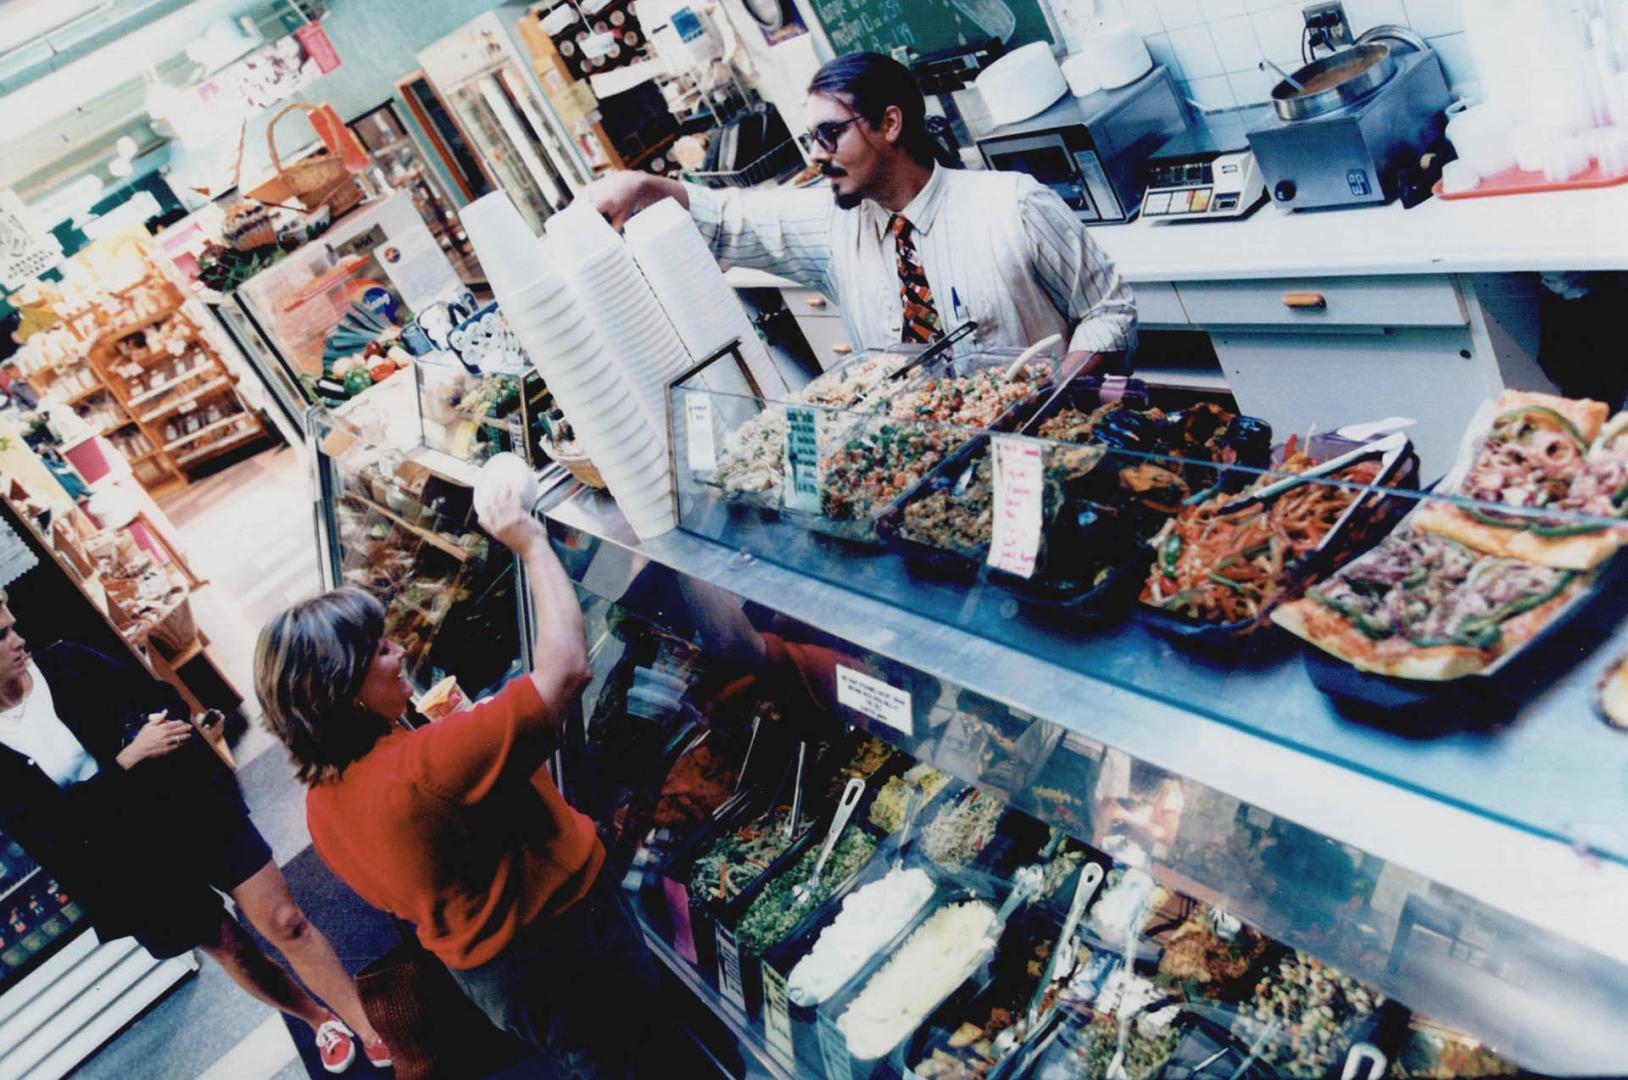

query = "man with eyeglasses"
[581, 51, 1135, 372]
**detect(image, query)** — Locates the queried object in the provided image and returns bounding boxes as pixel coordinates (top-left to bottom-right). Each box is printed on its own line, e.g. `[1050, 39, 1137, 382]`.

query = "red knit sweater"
[306, 678, 604, 970]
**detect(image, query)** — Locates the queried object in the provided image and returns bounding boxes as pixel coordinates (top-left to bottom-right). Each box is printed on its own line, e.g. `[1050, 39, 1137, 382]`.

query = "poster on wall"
[0, 190, 62, 291]
[195, 32, 333, 113]
[743, 0, 809, 45]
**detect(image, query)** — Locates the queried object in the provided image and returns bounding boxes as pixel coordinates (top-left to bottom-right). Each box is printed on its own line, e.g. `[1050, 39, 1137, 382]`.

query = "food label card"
[988, 435, 1044, 579]
[836, 665, 912, 736]
[816, 1009, 853, 1080]
[684, 393, 718, 474]
[761, 962, 796, 1066]
[784, 406, 822, 513]
[715, 923, 747, 1010]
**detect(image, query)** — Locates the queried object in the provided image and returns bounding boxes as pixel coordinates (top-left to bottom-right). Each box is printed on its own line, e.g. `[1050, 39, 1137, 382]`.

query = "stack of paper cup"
[544, 202, 694, 429]
[460, 193, 676, 540]
[623, 197, 787, 399]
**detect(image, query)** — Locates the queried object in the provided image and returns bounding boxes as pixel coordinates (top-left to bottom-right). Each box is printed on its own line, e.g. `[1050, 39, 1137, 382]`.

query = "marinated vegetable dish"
[821, 424, 962, 521]
[733, 828, 877, 953]
[688, 806, 811, 904]
[889, 362, 1054, 428]
[1233, 951, 1382, 1079]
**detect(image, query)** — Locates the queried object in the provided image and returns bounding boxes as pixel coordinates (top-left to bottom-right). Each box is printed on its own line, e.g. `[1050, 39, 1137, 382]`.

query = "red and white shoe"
[363, 1037, 393, 1069]
[315, 1015, 358, 1074]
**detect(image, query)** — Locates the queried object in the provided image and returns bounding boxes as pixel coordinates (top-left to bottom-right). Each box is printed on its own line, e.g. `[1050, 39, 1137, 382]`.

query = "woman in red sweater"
[256, 482, 655, 1076]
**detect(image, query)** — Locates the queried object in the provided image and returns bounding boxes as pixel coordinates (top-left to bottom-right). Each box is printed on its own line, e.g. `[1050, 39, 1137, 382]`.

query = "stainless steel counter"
[545, 484, 1628, 1073]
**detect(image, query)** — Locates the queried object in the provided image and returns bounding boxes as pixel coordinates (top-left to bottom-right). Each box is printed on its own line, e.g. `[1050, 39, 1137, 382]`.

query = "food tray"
[646, 789, 776, 967]
[874, 435, 995, 583]
[1135, 433, 1421, 654]
[762, 856, 958, 1075]
[1009, 1000, 1287, 1080]
[816, 883, 1005, 1079]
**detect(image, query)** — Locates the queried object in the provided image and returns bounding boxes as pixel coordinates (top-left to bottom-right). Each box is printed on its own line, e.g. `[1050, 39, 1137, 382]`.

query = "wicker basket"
[268, 104, 364, 216]
[149, 595, 199, 656]
[538, 434, 606, 489]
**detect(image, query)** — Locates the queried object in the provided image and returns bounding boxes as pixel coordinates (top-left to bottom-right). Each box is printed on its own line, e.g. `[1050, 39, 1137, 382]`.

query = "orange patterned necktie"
[890, 214, 942, 344]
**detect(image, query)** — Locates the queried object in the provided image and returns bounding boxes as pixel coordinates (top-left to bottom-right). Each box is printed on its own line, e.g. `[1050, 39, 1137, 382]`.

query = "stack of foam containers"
[459, 193, 676, 540]
[623, 197, 789, 399]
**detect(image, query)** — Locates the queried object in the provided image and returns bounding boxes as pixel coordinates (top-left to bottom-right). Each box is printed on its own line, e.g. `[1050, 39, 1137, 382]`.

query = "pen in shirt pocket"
[950, 288, 978, 348]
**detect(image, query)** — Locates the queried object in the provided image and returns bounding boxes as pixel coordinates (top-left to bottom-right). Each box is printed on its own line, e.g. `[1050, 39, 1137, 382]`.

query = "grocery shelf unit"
[537, 480, 1628, 1078]
[37, 269, 266, 496]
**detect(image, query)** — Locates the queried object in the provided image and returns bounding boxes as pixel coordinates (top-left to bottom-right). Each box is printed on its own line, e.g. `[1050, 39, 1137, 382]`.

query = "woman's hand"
[477, 481, 547, 556]
[117, 713, 193, 770]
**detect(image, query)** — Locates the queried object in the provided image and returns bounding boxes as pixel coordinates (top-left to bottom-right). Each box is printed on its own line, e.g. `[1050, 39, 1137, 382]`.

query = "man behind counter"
[581, 51, 1137, 375]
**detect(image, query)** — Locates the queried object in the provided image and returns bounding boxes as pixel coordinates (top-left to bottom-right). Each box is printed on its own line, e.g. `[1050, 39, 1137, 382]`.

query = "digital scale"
[1141, 106, 1269, 222]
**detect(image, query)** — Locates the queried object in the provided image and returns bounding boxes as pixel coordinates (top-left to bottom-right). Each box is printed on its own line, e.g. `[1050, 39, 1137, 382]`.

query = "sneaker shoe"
[363, 1037, 393, 1069]
[315, 1015, 358, 1074]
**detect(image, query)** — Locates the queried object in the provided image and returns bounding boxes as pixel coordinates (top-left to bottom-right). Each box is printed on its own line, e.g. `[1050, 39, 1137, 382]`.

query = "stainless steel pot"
[1271, 43, 1396, 121]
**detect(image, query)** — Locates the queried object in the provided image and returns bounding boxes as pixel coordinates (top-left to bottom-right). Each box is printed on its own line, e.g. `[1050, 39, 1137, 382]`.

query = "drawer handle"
[1283, 292, 1327, 310]
[806, 296, 827, 309]
[831, 343, 852, 356]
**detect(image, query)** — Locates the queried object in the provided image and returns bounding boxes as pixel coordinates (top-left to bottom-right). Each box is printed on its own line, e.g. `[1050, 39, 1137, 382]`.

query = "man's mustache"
[821, 164, 847, 178]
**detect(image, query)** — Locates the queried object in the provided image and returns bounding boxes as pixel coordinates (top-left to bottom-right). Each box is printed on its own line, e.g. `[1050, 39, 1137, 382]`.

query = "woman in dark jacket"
[0, 594, 388, 1073]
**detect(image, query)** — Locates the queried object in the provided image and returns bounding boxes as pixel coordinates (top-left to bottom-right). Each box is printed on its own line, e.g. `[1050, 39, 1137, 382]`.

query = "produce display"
[1141, 438, 1388, 625]
[688, 806, 811, 905]
[1233, 951, 1382, 1079]
[733, 829, 877, 954]
[821, 424, 963, 521]
[888, 362, 1054, 428]
[870, 763, 952, 831]
[786, 866, 936, 1006]
[836, 899, 998, 1060]
[1414, 390, 1628, 570]
[922, 789, 1005, 870]
[1272, 527, 1584, 679]
[1157, 910, 1268, 993]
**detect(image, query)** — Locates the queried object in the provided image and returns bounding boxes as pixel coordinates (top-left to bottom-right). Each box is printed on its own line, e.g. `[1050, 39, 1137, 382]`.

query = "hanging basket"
[267, 103, 366, 217]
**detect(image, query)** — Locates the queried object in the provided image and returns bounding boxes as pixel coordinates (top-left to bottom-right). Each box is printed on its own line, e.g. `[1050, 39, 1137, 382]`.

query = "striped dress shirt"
[684, 164, 1136, 357]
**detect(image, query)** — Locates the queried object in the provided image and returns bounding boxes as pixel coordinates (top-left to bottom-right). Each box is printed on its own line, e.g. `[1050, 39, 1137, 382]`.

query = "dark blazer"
[0, 643, 251, 956]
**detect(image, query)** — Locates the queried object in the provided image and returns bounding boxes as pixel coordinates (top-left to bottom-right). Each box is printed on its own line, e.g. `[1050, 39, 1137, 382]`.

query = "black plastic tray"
[1135, 434, 1422, 654]
[1292, 525, 1628, 731]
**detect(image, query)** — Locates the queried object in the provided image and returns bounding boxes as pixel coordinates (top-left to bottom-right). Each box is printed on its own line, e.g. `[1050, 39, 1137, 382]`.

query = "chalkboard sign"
[806, 0, 1053, 61]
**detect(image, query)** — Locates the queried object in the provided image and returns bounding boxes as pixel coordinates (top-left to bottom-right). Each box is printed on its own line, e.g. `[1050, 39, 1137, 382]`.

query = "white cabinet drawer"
[795, 316, 855, 370]
[781, 287, 842, 319]
[1175, 275, 1466, 329]
[1131, 281, 1187, 326]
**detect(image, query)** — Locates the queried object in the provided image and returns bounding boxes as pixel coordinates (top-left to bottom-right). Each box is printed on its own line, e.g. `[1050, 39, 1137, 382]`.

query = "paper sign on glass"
[987, 435, 1044, 579]
[684, 393, 718, 473]
[835, 665, 912, 736]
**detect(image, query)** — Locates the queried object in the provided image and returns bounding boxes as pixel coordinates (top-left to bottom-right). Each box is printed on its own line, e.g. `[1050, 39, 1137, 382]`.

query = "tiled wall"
[1120, 0, 1479, 112]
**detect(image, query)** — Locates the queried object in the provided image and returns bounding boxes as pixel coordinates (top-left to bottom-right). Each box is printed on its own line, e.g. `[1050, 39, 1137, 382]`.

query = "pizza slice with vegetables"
[1414, 390, 1628, 569]
[1271, 528, 1585, 680]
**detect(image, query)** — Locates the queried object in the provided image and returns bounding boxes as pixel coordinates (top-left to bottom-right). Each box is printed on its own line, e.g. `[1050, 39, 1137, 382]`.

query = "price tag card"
[816, 1009, 853, 1080]
[715, 923, 747, 1010]
[987, 435, 1044, 579]
[835, 665, 912, 736]
[761, 961, 796, 1066]
[684, 393, 718, 474]
[783, 406, 822, 513]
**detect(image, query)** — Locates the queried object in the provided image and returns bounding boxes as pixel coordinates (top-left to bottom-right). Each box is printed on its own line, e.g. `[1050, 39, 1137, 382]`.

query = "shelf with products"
[310, 408, 528, 700]
[172, 422, 263, 468]
[126, 363, 219, 408]
[136, 379, 233, 425]
[539, 350, 1628, 1077]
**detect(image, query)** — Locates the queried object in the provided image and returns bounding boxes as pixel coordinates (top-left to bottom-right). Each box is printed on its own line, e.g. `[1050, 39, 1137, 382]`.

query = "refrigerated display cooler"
[209, 193, 463, 444]
[418, 10, 593, 236]
[307, 408, 534, 701]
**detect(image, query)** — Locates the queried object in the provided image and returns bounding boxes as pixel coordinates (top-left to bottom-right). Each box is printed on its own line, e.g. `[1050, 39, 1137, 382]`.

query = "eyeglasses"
[802, 116, 862, 154]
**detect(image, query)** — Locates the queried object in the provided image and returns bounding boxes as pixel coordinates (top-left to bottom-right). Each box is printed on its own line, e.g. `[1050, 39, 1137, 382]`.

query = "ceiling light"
[115, 136, 138, 160]
[108, 157, 133, 178]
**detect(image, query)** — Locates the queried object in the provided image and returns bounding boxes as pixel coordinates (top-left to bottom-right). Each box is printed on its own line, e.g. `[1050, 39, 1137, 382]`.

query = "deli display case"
[210, 193, 463, 441]
[511, 350, 1628, 1078]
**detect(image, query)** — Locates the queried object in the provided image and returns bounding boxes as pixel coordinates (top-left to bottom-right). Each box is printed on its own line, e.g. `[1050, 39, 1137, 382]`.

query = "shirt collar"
[868, 163, 949, 240]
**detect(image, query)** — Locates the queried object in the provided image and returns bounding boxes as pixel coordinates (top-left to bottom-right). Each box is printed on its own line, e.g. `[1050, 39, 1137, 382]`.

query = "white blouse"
[0, 661, 100, 787]
[685, 163, 1137, 357]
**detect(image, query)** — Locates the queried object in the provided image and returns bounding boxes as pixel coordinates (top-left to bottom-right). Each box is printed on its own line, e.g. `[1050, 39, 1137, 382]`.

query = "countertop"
[724, 181, 1628, 287]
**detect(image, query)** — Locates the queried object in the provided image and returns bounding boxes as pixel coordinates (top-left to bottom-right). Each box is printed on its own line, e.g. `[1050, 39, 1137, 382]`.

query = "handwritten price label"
[835, 665, 912, 736]
[987, 435, 1044, 579]
[684, 393, 718, 473]
[783, 406, 822, 513]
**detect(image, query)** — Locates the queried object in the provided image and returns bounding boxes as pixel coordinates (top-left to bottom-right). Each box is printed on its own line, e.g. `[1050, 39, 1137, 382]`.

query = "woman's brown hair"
[256, 588, 394, 784]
